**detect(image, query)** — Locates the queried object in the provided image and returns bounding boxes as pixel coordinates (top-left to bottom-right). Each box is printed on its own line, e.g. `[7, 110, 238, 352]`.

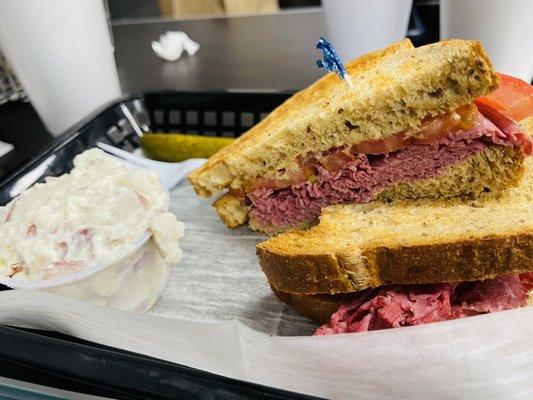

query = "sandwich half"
[189, 39, 532, 234]
[257, 153, 533, 334]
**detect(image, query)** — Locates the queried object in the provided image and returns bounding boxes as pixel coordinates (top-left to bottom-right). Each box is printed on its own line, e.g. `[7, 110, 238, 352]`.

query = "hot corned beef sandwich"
[189, 39, 533, 234]
[259, 153, 533, 335]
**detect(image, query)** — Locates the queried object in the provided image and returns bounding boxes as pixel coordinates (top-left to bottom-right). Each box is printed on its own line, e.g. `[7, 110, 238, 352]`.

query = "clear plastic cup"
[0, 180, 174, 313]
[0, 235, 171, 313]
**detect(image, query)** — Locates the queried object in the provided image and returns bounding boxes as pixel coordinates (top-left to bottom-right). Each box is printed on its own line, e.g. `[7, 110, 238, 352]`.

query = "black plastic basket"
[0, 91, 291, 206]
[0, 91, 325, 400]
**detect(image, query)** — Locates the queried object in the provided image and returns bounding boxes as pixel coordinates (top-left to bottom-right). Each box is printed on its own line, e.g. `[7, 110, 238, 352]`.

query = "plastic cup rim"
[0, 232, 152, 289]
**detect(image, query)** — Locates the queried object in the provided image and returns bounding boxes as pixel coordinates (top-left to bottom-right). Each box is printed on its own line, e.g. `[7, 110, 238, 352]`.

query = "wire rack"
[0, 50, 27, 105]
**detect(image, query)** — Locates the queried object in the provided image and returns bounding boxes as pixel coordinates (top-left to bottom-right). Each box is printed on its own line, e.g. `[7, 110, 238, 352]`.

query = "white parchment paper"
[151, 180, 316, 336]
[0, 181, 532, 399]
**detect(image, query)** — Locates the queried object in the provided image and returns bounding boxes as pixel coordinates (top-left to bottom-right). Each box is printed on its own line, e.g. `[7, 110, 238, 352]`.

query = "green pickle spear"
[140, 133, 234, 162]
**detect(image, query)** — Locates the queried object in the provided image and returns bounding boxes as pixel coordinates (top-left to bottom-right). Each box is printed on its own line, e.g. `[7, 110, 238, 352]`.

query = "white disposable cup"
[440, 0, 533, 82]
[322, 0, 413, 60]
[0, 0, 121, 136]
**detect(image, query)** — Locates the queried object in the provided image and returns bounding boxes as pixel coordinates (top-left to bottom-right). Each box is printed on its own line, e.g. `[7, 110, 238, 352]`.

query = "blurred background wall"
[107, 0, 438, 46]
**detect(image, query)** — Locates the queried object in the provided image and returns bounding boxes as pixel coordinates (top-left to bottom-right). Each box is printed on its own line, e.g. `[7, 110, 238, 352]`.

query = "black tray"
[0, 91, 322, 399]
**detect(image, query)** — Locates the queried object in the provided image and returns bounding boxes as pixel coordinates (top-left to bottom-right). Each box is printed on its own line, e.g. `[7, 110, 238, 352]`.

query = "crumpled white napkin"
[151, 31, 200, 62]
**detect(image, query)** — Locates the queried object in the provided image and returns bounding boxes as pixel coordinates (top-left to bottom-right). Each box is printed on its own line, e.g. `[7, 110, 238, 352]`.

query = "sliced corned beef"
[314, 275, 529, 335]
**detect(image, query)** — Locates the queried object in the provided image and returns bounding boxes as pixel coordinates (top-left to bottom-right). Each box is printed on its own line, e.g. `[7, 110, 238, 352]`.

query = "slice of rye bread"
[270, 284, 348, 324]
[218, 144, 525, 231]
[189, 39, 498, 199]
[256, 153, 533, 295]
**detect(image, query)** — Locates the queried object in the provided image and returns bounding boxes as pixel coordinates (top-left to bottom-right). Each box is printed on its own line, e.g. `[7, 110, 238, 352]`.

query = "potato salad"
[0, 149, 184, 282]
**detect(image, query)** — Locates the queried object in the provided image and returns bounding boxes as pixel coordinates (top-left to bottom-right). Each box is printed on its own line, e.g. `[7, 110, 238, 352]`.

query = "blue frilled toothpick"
[316, 37, 353, 88]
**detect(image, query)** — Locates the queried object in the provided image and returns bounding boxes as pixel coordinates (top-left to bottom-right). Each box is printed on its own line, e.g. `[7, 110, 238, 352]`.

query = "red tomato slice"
[475, 73, 533, 122]
[350, 105, 477, 153]
[320, 150, 357, 173]
[350, 132, 408, 155]
[520, 272, 533, 291]
[249, 166, 314, 191]
[411, 104, 478, 144]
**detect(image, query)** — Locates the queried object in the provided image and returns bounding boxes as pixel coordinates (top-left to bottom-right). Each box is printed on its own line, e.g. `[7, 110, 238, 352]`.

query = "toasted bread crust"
[270, 285, 343, 324]
[213, 194, 249, 228]
[260, 233, 533, 295]
[190, 39, 499, 197]
[259, 250, 357, 294]
[367, 233, 532, 284]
